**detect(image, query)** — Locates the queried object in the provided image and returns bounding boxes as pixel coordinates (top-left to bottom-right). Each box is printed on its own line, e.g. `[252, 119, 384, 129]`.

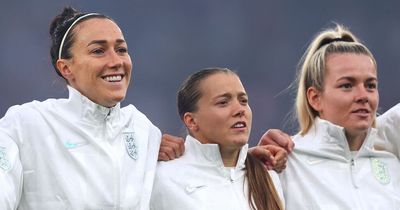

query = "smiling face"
[308, 53, 378, 137]
[57, 18, 132, 107]
[185, 72, 252, 151]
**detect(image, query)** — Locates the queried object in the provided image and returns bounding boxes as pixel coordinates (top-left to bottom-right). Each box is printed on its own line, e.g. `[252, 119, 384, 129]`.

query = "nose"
[107, 51, 123, 69]
[355, 85, 369, 104]
[233, 101, 246, 117]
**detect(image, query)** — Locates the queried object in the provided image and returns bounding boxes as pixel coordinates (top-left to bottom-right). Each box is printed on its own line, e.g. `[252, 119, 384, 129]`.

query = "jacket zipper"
[104, 110, 121, 208]
[350, 158, 358, 188]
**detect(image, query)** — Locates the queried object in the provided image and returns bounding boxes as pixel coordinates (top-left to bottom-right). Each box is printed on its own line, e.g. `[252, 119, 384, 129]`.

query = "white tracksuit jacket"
[280, 118, 400, 210]
[150, 135, 284, 210]
[376, 103, 400, 158]
[0, 86, 161, 210]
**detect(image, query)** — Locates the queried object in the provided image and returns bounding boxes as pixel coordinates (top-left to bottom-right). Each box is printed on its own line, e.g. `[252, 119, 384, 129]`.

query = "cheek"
[124, 57, 133, 71]
[372, 92, 379, 108]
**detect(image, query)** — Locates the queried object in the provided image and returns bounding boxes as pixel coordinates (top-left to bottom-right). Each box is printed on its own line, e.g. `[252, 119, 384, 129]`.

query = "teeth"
[104, 75, 122, 82]
[233, 123, 245, 128]
[356, 110, 368, 113]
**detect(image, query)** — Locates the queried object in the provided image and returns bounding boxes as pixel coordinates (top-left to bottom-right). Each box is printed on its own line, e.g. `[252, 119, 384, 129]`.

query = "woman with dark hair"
[0, 6, 174, 209]
[151, 68, 284, 210]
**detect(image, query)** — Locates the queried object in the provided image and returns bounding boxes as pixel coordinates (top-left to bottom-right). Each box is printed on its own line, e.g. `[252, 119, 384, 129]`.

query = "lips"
[231, 121, 246, 128]
[351, 108, 370, 114]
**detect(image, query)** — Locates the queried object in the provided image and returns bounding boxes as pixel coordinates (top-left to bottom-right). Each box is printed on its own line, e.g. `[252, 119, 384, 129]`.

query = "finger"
[160, 134, 185, 158]
[258, 129, 282, 146]
[280, 132, 294, 153]
[265, 162, 274, 171]
[249, 146, 276, 167]
[158, 152, 169, 161]
[159, 145, 177, 160]
[275, 162, 287, 173]
[160, 141, 179, 158]
[263, 145, 288, 173]
[273, 147, 288, 162]
[162, 134, 184, 144]
[258, 129, 289, 147]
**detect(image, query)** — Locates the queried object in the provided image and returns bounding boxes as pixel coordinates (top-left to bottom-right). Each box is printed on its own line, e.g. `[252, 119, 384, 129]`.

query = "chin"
[110, 93, 126, 103]
[233, 137, 249, 146]
[349, 125, 371, 135]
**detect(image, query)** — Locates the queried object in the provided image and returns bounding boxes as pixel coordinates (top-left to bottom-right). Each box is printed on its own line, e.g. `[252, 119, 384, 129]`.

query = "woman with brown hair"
[150, 67, 283, 210]
[0, 6, 176, 209]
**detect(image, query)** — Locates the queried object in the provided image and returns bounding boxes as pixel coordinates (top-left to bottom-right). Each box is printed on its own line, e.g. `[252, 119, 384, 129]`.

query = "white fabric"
[376, 103, 400, 158]
[0, 86, 161, 210]
[150, 135, 283, 210]
[280, 118, 400, 210]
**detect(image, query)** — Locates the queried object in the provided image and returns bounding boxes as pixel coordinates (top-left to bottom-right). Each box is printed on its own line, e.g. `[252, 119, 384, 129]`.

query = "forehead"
[199, 73, 245, 97]
[71, 18, 125, 43]
[325, 53, 377, 79]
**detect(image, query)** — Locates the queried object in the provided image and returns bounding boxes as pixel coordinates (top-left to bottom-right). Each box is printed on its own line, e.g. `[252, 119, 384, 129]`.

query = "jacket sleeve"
[0, 108, 23, 209]
[376, 103, 400, 158]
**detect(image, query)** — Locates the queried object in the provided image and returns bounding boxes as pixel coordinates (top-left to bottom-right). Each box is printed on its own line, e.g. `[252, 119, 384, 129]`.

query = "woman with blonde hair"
[278, 25, 400, 209]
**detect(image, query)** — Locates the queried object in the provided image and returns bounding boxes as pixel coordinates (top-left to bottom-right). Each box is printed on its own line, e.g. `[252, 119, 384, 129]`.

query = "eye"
[366, 82, 377, 90]
[116, 47, 128, 54]
[240, 97, 248, 105]
[339, 83, 352, 90]
[91, 48, 105, 55]
[216, 100, 228, 106]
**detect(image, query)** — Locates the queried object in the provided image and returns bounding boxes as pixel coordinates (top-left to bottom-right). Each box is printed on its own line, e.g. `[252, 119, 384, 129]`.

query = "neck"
[345, 130, 367, 151]
[219, 146, 241, 167]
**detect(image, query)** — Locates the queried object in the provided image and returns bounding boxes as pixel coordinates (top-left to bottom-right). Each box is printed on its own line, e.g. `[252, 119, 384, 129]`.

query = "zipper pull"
[230, 168, 235, 182]
[350, 158, 358, 188]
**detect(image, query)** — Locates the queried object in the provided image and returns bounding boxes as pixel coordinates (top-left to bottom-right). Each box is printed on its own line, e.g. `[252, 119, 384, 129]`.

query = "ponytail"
[245, 154, 284, 210]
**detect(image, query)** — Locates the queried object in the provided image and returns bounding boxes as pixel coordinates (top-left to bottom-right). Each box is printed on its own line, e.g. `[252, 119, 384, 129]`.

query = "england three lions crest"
[123, 132, 138, 160]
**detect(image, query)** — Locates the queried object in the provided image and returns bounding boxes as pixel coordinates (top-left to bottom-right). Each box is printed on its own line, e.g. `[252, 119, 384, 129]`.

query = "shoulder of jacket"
[122, 104, 157, 126]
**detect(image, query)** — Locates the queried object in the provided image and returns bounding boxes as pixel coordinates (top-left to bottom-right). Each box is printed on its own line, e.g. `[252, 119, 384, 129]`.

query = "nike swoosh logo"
[64, 141, 88, 149]
[306, 159, 324, 165]
[185, 185, 207, 194]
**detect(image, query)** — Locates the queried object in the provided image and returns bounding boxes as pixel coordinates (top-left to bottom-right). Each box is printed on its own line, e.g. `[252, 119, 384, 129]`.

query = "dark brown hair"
[49, 6, 111, 79]
[178, 67, 283, 210]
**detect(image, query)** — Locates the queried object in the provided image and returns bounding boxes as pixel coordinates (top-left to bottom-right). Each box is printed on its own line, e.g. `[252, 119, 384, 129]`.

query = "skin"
[184, 72, 252, 167]
[307, 53, 378, 150]
[56, 18, 132, 108]
[55, 17, 186, 160]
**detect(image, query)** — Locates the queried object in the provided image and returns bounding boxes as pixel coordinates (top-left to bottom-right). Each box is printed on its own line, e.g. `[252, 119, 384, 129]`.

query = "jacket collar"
[296, 118, 377, 159]
[185, 135, 248, 170]
[67, 86, 121, 123]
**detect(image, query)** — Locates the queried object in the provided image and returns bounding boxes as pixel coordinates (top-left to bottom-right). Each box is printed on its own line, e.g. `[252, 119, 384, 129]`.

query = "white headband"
[58, 13, 99, 59]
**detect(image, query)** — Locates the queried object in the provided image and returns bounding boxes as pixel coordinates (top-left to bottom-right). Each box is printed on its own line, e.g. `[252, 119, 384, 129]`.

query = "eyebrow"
[337, 76, 377, 83]
[87, 39, 126, 47]
[214, 92, 248, 99]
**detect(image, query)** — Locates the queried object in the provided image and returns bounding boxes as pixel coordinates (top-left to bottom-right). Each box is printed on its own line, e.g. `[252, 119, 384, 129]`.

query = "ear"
[183, 112, 198, 132]
[56, 59, 74, 81]
[306, 86, 322, 112]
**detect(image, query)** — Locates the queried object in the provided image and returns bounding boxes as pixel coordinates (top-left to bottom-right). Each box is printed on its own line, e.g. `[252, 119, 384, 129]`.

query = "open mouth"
[232, 121, 246, 128]
[102, 75, 123, 82]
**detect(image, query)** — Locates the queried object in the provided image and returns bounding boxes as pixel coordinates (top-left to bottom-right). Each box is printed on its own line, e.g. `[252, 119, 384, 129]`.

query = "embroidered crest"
[0, 147, 11, 172]
[124, 132, 138, 160]
[370, 158, 390, 185]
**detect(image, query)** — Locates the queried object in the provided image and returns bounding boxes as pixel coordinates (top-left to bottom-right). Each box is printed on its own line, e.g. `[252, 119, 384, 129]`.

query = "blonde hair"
[296, 24, 377, 135]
